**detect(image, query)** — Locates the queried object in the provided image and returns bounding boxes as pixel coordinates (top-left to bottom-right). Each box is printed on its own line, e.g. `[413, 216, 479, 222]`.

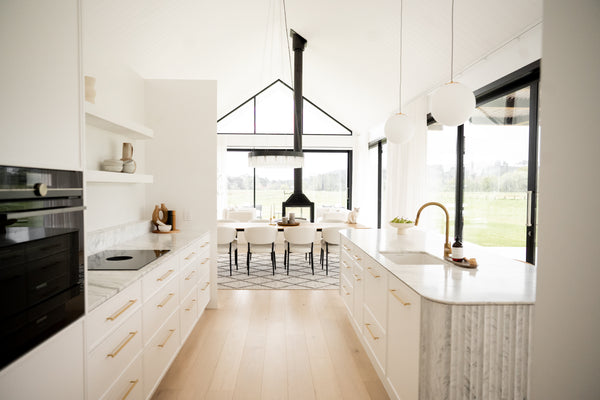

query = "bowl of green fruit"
[389, 217, 415, 234]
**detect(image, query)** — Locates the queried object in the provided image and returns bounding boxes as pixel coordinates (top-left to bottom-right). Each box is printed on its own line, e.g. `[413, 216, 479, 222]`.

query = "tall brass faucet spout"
[415, 202, 452, 258]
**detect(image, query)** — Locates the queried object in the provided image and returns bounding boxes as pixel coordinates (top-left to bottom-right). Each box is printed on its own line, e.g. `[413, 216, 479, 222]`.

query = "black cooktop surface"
[88, 249, 170, 271]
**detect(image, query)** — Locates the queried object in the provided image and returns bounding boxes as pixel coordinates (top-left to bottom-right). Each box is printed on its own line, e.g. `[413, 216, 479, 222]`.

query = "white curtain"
[384, 96, 428, 223]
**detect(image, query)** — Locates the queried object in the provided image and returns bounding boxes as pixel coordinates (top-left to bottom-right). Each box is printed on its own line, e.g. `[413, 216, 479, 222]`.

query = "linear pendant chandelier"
[248, 0, 303, 169]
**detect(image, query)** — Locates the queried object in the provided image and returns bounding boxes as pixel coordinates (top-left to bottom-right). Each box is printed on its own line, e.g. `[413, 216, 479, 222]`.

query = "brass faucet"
[415, 202, 451, 259]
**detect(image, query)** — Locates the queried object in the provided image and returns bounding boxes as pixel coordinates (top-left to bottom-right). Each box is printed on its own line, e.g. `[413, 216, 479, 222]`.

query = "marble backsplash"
[86, 220, 153, 255]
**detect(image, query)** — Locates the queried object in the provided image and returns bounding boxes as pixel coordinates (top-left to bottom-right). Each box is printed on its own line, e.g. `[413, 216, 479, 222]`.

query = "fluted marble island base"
[420, 301, 533, 399]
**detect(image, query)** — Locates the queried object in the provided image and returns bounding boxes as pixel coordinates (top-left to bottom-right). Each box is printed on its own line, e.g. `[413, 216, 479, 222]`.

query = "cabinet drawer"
[340, 253, 354, 282]
[143, 310, 180, 399]
[101, 353, 143, 400]
[179, 240, 201, 270]
[87, 281, 142, 350]
[143, 278, 179, 345]
[180, 260, 200, 300]
[180, 288, 198, 341]
[196, 272, 211, 316]
[364, 259, 388, 329]
[340, 273, 353, 313]
[352, 267, 364, 326]
[387, 278, 421, 400]
[142, 257, 178, 301]
[363, 304, 387, 375]
[88, 310, 142, 400]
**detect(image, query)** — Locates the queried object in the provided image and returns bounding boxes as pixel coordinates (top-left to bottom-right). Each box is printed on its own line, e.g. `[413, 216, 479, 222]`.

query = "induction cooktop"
[88, 249, 170, 271]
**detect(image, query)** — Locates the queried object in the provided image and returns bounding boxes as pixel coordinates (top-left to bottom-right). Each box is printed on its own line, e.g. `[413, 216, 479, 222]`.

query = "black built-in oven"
[0, 165, 84, 370]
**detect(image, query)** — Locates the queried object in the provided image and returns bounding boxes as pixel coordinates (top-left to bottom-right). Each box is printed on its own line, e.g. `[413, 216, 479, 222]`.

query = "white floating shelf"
[85, 103, 153, 140]
[86, 170, 154, 184]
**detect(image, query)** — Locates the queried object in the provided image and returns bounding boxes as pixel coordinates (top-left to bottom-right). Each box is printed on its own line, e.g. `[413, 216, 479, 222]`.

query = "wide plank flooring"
[152, 290, 389, 400]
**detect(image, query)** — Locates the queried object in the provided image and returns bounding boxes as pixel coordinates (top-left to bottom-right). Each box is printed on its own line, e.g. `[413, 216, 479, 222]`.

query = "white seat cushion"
[217, 240, 237, 254]
[284, 241, 312, 253]
[248, 243, 273, 254]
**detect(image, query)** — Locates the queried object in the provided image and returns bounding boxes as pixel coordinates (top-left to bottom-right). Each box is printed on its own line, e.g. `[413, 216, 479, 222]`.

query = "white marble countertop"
[87, 229, 209, 312]
[342, 228, 536, 305]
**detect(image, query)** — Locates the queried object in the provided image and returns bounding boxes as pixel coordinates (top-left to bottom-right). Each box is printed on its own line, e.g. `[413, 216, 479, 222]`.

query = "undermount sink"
[379, 251, 447, 265]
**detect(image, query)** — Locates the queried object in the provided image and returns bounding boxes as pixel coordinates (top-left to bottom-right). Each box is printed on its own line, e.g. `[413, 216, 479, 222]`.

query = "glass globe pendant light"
[384, 0, 414, 144]
[430, 0, 475, 127]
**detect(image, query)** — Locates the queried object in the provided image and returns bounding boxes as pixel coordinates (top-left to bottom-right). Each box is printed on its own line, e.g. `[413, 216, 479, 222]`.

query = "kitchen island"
[340, 228, 536, 400]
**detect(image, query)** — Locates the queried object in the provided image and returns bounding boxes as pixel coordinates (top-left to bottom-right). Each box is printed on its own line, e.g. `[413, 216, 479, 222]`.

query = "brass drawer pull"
[353, 274, 361, 281]
[184, 299, 196, 311]
[106, 299, 137, 321]
[121, 379, 139, 400]
[201, 258, 209, 264]
[157, 293, 175, 308]
[106, 331, 137, 358]
[200, 242, 209, 248]
[200, 282, 210, 291]
[341, 285, 350, 296]
[343, 245, 351, 251]
[389, 289, 411, 306]
[353, 254, 361, 261]
[158, 329, 176, 348]
[185, 270, 196, 281]
[367, 267, 381, 278]
[364, 323, 379, 340]
[184, 252, 196, 260]
[156, 269, 174, 282]
[342, 261, 351, 269]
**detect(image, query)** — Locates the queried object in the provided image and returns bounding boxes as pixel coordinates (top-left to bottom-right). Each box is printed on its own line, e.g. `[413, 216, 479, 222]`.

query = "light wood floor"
[152, 290, 389, 400]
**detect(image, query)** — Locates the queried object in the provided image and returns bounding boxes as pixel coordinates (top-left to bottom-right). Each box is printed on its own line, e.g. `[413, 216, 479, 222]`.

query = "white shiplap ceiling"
[83, 0, 542, 133]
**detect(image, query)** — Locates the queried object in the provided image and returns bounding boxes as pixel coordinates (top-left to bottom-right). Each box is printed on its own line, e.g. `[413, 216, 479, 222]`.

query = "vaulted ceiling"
[84, 0, 542, 134]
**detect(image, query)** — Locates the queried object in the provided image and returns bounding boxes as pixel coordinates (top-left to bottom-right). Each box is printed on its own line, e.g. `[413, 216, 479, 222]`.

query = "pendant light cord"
[398, 0, 404, 114]
[283, 0, 293, 86]
[450, 0, 455, 82]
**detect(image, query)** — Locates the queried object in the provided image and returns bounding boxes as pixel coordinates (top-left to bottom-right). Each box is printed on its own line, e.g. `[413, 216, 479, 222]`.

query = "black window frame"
[217, 80, 352, 136]
[428, 60, 541, 264]
[368, 137, 387, 229]
[224, 148, 353, 211]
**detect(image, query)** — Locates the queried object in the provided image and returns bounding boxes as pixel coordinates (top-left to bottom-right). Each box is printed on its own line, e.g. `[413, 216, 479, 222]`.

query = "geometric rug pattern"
[217, 251, 339, 290]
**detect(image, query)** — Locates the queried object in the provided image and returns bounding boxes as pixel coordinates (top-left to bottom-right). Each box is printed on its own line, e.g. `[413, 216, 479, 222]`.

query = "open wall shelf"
[85, 103, 153, 140]
[85, 170, 154, 184]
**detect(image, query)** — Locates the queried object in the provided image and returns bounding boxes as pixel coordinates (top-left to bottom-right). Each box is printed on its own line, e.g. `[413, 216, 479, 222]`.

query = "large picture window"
[427, 61, 540, 264]
[224, 149, 351, 219]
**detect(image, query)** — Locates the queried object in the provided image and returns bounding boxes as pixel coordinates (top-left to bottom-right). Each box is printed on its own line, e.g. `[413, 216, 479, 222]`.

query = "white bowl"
[389, 222, 415, 235]
[102, 159, 123, 172]
[157, 224, 172, 232]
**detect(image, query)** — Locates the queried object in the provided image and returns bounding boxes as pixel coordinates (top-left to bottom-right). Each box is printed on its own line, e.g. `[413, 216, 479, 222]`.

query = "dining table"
[217, 221, 371, 232]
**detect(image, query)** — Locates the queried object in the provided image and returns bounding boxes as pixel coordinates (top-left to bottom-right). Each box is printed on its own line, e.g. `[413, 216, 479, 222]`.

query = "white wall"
[145, 79, 218, 306]
[530, 1, 600, 399]
[0, 0, 82, 171]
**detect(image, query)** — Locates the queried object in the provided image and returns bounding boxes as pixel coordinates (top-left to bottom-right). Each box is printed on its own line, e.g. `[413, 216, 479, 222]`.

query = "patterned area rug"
[218, 251, 339, 290]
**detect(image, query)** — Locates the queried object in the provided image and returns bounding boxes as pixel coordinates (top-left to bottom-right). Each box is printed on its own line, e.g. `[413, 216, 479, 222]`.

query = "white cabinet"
[86, 232, 212, 400]
[387, 278, 421, 400]
[0, 319, 84, 400]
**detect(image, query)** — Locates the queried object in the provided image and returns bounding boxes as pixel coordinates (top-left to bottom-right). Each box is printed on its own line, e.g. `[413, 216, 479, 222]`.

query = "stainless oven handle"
[0, 188, 83, 200]
[4, 206, 86, 219]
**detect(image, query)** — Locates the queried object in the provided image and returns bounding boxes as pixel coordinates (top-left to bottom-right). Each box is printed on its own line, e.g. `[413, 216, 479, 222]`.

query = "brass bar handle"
[157, 293, 175, 308]
[343, 245, 351, 251]
[364, 323, 379, 340]
[184, 299, 196, 311]
[106, 299, 137, 321]
[341, 285, 350, 296]
[184, 252, 196, 260]
[158, 329, 176, 348]
[389, 289, 411, 306]
[200, 242, 209, 248]
[156, 269, 174, 282]
[367, 267, 381, 278]
[121, 379, 139, 400]
[342, 261, 351, 269]
[106, 331, 137, 358]
[353, 254, 361, 261]
[200, 282, 210, 291]
[353, 274, 361, 281]
[200, 258, 209, 264]
[185, 270, 196, 281]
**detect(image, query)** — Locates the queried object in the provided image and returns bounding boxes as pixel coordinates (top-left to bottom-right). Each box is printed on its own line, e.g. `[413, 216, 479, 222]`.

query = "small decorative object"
[120, 143, 136, 173]
[102, 159, 123, 172]
[347, 207, 360, 224]
[281, 217, 288, 224]
[158, 224, 172, 232]
[288, 212, 295, 224]
[167, 210, 177, 231]
[151, 204, 179, 234]
[84, 75, 96, 104]
[160, 203, 169, 223]
[122, 159, 136, 173]
[451, 240, 464, 261]
[389, 216, 415, 234]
